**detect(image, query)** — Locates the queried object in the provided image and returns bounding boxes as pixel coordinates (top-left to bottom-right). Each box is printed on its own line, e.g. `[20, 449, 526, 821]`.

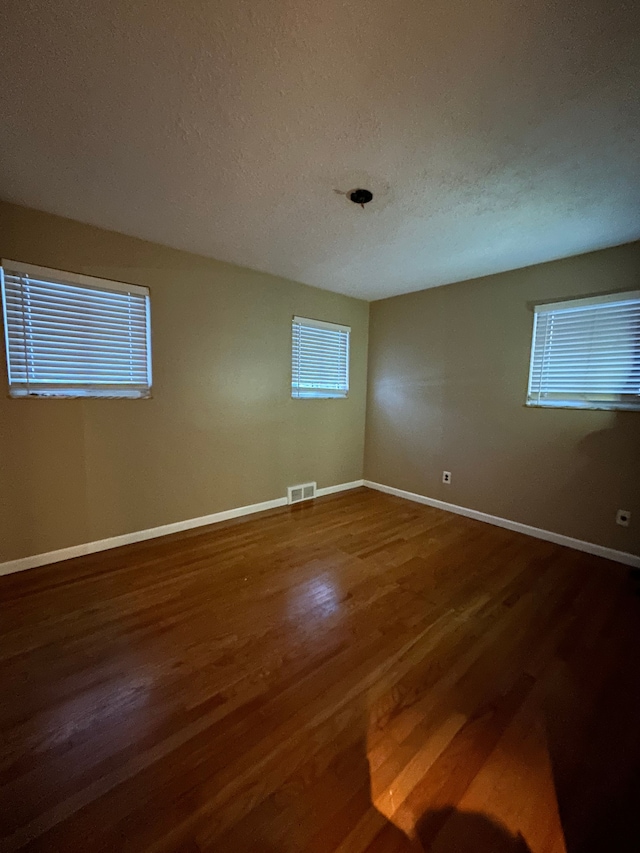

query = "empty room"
[1, 1, 639, 851]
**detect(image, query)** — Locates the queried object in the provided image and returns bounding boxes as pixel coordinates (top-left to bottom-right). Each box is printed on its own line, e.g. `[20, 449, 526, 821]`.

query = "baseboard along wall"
[0, 480, 365, 577]
[2, 477, 637, 577]
[364, 480, 640, 568]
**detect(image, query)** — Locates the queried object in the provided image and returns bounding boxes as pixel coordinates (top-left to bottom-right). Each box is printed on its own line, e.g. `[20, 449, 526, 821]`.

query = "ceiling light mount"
[349, 188, 373, 209]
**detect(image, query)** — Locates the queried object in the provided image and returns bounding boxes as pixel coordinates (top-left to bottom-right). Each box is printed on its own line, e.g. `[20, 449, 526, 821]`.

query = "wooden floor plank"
[1, 487, 638, 852]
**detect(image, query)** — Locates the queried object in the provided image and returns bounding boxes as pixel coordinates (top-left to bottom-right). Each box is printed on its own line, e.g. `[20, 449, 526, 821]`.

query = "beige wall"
[2, 199, 638, 565]
[0, 201, 369, 563]
[364, 243, 640, 556]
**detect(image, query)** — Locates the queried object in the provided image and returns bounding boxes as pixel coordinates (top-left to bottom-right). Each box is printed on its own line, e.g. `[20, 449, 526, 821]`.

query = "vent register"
[287, 482, 317, 504]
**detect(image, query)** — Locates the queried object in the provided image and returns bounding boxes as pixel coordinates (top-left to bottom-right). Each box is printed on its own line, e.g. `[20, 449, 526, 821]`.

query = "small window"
[527, 291, 640, 411]
[292, 316, 350, 399]
[1, 260, 152, 399]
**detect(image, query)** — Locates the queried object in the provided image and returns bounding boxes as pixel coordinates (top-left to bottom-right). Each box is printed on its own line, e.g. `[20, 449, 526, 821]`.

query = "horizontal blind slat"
[4, 275, 146, 301]
[5, 303, 148, 325]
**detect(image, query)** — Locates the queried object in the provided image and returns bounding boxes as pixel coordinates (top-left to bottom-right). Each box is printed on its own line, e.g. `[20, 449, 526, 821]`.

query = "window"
[292, 316, 350, 398]
[527, 291, 640, 411]
[1, 260, 152, 398]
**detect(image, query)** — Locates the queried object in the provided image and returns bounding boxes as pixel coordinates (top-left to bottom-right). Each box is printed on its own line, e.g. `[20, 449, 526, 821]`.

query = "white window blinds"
[292, 316, 350, 398]
[1, 260, 152, 398]
[527, 291, 640, 410]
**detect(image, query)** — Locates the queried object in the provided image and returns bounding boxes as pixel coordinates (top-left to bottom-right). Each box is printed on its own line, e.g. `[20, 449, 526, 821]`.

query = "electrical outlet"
[616, 509, 631, 527]
[442, 471, 451, 484]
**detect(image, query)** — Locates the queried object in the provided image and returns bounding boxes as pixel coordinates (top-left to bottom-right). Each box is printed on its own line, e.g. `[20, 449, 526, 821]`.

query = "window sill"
[8, 389, 152, 400]
[525, 401, 639, 412]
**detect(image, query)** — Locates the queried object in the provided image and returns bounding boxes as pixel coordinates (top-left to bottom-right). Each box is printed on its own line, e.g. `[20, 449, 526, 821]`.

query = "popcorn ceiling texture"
[1, 0, 639, 300]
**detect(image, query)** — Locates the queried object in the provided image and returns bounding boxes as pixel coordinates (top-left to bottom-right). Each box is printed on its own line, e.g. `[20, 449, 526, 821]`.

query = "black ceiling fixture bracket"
[349, 188, 373, 209]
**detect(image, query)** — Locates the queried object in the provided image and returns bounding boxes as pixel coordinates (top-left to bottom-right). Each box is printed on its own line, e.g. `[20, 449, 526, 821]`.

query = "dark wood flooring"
[1, 487, 639, 852]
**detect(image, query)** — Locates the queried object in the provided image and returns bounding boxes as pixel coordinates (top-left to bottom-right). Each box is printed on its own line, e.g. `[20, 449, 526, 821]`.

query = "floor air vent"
[287, 482, 317, 504]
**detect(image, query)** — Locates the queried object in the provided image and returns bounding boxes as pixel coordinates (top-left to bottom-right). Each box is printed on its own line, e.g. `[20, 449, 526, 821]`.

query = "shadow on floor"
[363, 806, 533, 852]
[415, 808, 533, 852]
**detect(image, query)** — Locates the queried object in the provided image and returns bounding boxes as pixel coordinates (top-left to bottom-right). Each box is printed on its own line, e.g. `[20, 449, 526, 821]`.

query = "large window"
[291, 316, 350, 398]
[527, 291, 640, 410]
[1, 260, 152, 398]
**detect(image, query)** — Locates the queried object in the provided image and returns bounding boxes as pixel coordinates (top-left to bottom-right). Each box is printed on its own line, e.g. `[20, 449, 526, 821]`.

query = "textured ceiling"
[1, 0, 639, 300]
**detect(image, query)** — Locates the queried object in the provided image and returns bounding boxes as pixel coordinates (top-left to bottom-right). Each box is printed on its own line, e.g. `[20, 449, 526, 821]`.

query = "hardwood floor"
[1, 487, 639, 852]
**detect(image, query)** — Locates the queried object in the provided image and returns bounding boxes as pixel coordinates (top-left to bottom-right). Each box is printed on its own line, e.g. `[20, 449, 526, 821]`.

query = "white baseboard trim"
[316, 479, 364, 497]
[364, 480, 640, 568]
[0, 480, 365, 578]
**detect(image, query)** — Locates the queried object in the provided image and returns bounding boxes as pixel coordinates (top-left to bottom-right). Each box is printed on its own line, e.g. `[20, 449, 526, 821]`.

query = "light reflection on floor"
[42, 672, 152, 753]
[366, 699, 567, 852]
[287, 571, 342, 622]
